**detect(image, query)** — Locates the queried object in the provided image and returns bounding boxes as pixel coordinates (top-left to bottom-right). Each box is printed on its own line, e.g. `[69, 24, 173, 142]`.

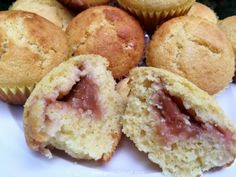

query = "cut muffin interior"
[23, 55, 124, 161]
[123, 67, 236, 177]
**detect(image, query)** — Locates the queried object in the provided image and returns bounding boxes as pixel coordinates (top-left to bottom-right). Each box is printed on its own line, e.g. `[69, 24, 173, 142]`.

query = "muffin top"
[10, 0, 74, 30]
[117, 0, 195, 11]
[147, 16, 235, 95]
[187, 2, 218, 24]
[0, 11, 69, 88]
[66, 5, 144, 79]
[58, 0, 110, 10]
[218, 16, 236, 55]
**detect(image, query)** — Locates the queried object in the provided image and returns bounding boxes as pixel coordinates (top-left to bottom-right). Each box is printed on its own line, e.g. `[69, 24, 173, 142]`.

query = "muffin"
[218, 16, 236, 83]
[58, 0, 110, 10]
[23, 55, 124, 161]
[187, 2, 218, 24]
[117, 0, 196, 30]
[10, 0, 74, 30]
[0, 11, 69, 105]
[66, 6, 144, 79]
[147, 16, 235, 95]
[123, 67, 236, 177]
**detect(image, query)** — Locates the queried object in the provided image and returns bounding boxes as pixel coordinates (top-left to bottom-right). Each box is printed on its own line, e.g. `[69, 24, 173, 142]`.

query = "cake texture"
[0, 10, 69, 104]
[122, 67, 236, 177]
[218, 16, 236, 83]
[117, 0, 196, 30]
[23, 55, 124, 161]
[66, 5, 144, 79]
[147, 16, 235, 95]
[58, 0, 110, 10]
[187, 2, 218, 24]
[10, 0, 74, 30]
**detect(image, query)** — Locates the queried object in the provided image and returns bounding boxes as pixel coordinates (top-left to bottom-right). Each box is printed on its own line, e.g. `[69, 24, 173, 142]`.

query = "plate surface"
[1, 84, 236, 177]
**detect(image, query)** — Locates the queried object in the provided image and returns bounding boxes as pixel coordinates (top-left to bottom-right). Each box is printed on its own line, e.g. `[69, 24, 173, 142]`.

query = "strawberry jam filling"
[60, 75, 102, 119]
[151, 83, 234, 147]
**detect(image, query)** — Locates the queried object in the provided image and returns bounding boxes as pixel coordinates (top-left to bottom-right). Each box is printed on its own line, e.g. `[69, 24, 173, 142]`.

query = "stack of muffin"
[1, 0, 236, 177]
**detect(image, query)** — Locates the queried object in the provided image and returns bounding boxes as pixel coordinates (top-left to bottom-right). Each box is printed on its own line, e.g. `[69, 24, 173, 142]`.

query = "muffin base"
[0, 85, 34, 105]
[118, 0, 195, 31]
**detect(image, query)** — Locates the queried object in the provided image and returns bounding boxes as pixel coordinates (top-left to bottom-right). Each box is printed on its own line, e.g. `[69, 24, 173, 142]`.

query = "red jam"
[61, 75, 102, 119]
[152, 84, 234, 146]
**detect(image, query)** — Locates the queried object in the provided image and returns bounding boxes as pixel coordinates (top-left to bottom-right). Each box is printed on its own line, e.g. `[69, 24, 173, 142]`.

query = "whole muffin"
[10, 0, 74, 30]
[117, 0, 196, 30]
[219, 16, 236, 83]
[66, 6, 144, 79]
[187, 2, 218, 24]
[147, 16, 235, 95]
[0, 11, 69, 104]
[58, 0, 110, 10]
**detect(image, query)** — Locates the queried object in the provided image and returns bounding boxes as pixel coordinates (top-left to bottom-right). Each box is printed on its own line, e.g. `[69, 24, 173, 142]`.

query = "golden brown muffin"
[10, 0, 74, 31]
[0, 11, 69, 105]
[187, 2, 218, 24]
[218, 16, 236, 83]
[123, 67, 236, 177]
[147, 16, 235, 95]
[117, 0, 196, 30]
[66, 6, 144, 79]
[58, 0, 110, 10]
[23, 55, 124, 161]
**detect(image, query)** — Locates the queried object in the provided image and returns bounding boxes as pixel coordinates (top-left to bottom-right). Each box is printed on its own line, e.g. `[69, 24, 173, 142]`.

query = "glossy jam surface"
[152, 84, 234, 146]
[61, 75, 102, 118]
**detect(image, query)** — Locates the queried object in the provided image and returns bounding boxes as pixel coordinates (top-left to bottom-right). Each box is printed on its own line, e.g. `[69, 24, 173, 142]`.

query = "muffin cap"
[218, 16, 236, 55]
[10, 0, 74, 30]
[147, 16, 235, 95]
[187, 2, 218, 24]
[0, 11, 69, 88]
[66, 5, 144, 79]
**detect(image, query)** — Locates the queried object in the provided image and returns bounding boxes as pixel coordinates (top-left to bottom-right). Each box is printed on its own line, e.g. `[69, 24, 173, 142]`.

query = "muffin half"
[147, 16, 235, 95]
[0, 11, 69, 104]
[23, 55, 124, 161]
[122, 67, 236, 177]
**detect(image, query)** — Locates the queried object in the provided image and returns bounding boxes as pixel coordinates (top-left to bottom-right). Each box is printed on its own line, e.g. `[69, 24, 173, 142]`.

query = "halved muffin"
[23, 55, 124, 161]
[122, 67, 236, 177]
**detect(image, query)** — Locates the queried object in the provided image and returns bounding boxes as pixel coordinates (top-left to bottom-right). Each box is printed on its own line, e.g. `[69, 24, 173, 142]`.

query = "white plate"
[1, 84, 236, 177]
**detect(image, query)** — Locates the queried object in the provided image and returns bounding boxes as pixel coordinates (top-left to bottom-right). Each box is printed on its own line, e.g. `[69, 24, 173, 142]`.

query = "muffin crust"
[66, 6, 144, 79]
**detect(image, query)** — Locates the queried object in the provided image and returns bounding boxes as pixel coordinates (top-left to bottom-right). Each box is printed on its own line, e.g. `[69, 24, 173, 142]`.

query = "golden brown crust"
[117, 0, 195, 29]
[101, 132, 122, 162]
[116, 78, 130, 104]
[218, 16, 236, 83]
[147, 16, 235, 95]
[9, 0, 74, 30]
[187, 2, 218, 24]
[0, 11, 69, 104]
[58, 0, 110, 10]
[66, 6, 144, 79]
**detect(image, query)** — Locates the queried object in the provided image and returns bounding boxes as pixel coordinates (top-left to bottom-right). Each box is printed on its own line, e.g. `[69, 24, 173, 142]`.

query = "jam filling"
[151, 84, 234, 146]
[59, 75, 102, 119]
